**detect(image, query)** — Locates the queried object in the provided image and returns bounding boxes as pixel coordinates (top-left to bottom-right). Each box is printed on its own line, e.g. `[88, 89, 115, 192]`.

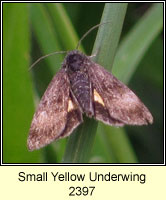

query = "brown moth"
[27, 50, 153, 151]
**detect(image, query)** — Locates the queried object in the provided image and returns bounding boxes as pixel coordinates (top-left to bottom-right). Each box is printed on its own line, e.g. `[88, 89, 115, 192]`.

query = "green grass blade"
[63, 3, 128, 163]
[101, 125, 138, 163]
[62, 118, 98, 163]
[92, 3, 128, 70]
[30, 3, 63, 73]
[45, 3, 84, 51]
[90, 126, 118, 163]
[3, 3, 40, 163]
[113, 3, 163, 83]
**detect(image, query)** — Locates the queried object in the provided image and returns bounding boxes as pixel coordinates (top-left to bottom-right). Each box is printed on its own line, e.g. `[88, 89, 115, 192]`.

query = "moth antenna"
[76, 21, 111, 50]
[29, 51, 67, 71]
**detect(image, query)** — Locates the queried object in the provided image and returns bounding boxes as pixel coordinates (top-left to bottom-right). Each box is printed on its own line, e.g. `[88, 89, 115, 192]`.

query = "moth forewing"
[94, 89, 105, 106]
[88, 61, 153, 125]
[92, 88, 124, 126]
[59, 92, 83, 139]
[28, 69, 70, 151]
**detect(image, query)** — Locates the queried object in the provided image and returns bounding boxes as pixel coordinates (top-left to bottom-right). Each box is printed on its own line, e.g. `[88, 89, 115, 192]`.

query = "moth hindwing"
[28, 50, 153, 151]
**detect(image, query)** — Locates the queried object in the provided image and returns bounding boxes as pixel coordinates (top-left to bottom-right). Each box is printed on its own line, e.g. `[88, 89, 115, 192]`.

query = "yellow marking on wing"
[94, 89, 105, 106]
[68, 99, 75, 112]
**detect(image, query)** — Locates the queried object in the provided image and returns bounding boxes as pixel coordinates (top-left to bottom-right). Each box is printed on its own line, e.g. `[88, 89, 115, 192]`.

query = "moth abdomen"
[70, 71, 93, 115]
[64, 52, 94, 116]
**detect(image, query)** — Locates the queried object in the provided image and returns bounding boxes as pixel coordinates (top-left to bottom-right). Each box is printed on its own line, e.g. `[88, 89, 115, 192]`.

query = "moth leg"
[89, 48, 100, 59]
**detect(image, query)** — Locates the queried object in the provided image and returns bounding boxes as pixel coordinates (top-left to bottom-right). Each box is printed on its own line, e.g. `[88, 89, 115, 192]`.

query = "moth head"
[65, 51, 86, 72]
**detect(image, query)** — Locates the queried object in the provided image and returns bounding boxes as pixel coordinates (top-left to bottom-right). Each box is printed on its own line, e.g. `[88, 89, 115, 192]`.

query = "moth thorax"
[67, 53, 85, 72]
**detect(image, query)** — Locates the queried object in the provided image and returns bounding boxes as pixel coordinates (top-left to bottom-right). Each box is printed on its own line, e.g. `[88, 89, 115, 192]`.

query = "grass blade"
[3, 3, 40, 163]
[63, 3, 128, 163]
[92, 3, 128, 69]
[113, 3, 163, 83]
[46, 3, 83, 51]
[30, 3, 63, 73]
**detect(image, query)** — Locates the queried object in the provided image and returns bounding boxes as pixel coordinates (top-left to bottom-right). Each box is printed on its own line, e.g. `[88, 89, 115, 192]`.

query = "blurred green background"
[3, 3, 163, 163]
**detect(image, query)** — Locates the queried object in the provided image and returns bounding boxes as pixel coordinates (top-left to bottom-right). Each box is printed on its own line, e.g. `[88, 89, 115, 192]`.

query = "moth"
[27, 49, 153, 151]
